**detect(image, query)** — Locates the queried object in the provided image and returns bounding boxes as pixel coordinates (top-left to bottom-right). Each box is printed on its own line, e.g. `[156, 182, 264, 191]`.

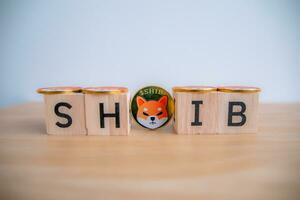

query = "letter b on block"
[217, 86, 261, 134]
[84, 87, 130, 136]
[227, 102, 247, 126]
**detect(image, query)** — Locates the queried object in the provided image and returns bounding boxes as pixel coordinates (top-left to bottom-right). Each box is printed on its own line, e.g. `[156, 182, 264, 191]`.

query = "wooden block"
[83, 87, 130, 136]
[173, 86, 218, 134]
[37, 87, 87, 135]
[217, 86, 261, 134]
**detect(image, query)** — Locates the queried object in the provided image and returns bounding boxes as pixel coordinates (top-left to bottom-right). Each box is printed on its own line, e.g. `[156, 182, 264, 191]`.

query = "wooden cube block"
[217, 86, 261, 134]
[173, 86, 218, 134]
[83, 87, 130, 136]
[37, 87, 87, 135]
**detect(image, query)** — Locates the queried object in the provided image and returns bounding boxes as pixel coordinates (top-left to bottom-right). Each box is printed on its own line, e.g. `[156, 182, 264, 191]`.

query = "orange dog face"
[136, 96, 168, 129]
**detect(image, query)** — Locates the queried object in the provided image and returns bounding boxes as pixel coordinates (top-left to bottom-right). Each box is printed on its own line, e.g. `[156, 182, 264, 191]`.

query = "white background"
[0, 0, 299, 107]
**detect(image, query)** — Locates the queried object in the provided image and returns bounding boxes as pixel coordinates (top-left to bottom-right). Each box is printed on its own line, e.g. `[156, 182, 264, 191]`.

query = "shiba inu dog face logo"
[136, 96, 168, 129]
[131, 86, 174, 130]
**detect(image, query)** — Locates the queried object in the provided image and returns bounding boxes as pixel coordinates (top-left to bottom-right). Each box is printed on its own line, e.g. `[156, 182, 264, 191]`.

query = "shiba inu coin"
[131, 86, 174, 130]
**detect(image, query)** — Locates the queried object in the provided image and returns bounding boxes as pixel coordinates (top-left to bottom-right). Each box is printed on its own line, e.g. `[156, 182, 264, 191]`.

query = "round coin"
[131, 86, 174, 130]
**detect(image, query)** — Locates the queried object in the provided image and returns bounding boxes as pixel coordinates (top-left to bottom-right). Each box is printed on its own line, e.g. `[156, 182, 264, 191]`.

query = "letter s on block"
[54, 102, 73, 128]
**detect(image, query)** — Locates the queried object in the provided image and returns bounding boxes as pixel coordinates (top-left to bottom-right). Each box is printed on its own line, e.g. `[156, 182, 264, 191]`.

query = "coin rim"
[130, 85, 174, 130]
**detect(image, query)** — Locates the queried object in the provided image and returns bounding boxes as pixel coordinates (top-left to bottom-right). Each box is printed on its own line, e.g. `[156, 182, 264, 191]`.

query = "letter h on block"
[217, 86, 261, 134]
[37, 87, 87, 135]
[84, 87, 130, 136]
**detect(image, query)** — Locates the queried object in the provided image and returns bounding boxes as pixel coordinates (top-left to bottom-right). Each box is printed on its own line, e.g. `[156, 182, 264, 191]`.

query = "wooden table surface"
[0, 103, 299, 200]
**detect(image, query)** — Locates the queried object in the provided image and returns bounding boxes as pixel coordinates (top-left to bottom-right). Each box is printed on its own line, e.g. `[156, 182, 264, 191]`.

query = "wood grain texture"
[217, 92, 259, 134]
[85, 93, 130, 135]
[0, 103, 300, 200]
[174, 91, 218, 134]
[43, 94, 86, 135]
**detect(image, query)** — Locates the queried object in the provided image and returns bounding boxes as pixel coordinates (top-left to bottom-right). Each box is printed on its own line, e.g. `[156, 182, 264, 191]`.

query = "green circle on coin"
[131, 86, 174, 130]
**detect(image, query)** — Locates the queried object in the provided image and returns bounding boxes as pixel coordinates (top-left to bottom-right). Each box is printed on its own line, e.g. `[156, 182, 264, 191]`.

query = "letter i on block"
[173, 86, 218, 134]
[83, 87, 130, 136]
[217, 86, 261, 134]
[37, 87, 87, 135]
